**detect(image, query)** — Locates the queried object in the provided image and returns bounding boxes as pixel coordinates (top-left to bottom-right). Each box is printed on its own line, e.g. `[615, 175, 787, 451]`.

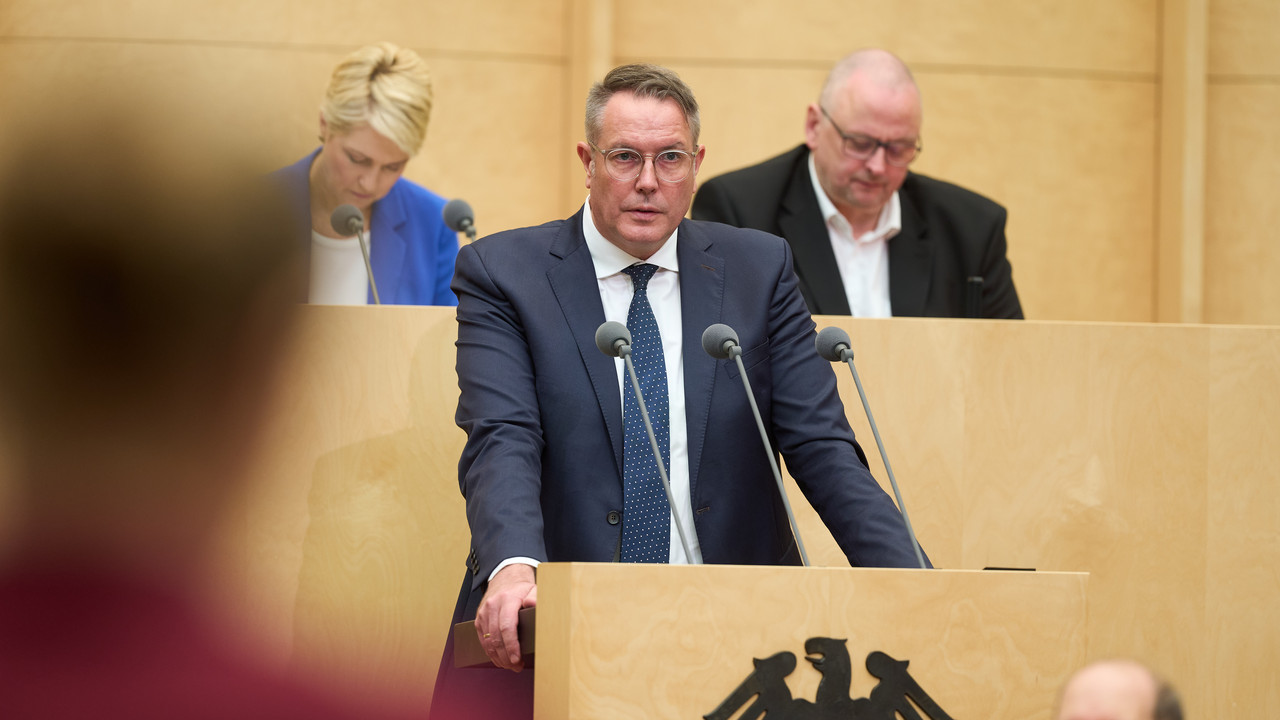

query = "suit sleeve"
[977, 208, 1023, 319]
[762, 240, 930, 568]
[452, 242, 548, 588]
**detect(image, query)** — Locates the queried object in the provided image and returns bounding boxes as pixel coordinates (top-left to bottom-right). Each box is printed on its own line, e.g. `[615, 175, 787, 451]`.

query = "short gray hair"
[584, 63, 700, 145]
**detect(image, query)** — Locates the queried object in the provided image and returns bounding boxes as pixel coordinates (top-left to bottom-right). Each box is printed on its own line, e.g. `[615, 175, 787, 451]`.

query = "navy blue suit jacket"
[452, 208, 923, 601]
[274, 150, 458, 306]
[430, 208, 927, 719]
[692, 145, 1022, 319]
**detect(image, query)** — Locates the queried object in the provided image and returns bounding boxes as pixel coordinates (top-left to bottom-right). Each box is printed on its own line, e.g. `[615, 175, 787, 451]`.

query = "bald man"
[693, 49, 1022, 319]
[1056, 660, 1184, 720]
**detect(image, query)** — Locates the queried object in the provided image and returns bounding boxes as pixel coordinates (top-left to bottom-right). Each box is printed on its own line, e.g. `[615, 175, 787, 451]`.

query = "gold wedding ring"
[483, 633, 492, 638]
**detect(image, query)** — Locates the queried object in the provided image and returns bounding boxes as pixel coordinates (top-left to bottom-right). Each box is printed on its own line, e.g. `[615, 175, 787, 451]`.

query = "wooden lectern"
[459, 563, 1087, 719]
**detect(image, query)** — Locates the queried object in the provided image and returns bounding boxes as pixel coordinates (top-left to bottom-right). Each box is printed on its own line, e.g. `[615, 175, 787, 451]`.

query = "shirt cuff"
[490, 557, 541, 583]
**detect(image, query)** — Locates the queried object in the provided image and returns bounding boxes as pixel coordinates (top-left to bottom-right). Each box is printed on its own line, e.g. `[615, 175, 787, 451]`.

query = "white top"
[308, 229, 371, 305]
[807, 154, 901, 318]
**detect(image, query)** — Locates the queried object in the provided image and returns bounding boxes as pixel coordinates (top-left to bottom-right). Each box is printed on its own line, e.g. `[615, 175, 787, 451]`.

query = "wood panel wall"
[619, 1, 1160, 323]
[782, 316, 1280, 720]
[0, 0, 573, 235]
[1206, 0, 1280, 325]
[0, 1, 1274, 323]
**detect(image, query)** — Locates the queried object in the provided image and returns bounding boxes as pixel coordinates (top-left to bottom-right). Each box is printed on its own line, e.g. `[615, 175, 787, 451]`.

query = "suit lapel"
[778, 149, 851, 315]
[888, 176, 933, 317]
[676, 220, 724, 501]
[369, 183, 409, 303]
[546, 210, 624, 474]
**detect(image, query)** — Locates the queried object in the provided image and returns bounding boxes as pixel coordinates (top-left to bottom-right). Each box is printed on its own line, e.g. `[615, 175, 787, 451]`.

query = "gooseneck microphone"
[701, 323, 810, 567]
[594, 320, 631, 358]
[815, 326, 926, 569]
[594, 321, 698, 563]
[443, 198, 477, 242]
[329, 204, 381, 305]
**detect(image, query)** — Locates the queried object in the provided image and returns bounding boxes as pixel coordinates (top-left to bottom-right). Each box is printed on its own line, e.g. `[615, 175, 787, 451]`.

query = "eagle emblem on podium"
[705, 637, 954, 720]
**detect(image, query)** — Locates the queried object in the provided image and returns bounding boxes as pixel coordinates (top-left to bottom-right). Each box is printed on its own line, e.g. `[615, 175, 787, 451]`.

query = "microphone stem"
[732, 354, 810, 567]
[845, 357, 926, 569]
[355, 229, 381, 305]
[622, 353, 697, 563]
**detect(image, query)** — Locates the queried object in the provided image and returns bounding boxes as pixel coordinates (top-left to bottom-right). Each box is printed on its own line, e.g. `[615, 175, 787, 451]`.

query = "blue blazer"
[453, 208, 925, 598]
[274, 150, 458, 306]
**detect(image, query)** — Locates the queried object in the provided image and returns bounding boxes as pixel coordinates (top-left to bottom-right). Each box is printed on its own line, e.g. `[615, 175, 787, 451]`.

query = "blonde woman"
[276, 42, 458, 305]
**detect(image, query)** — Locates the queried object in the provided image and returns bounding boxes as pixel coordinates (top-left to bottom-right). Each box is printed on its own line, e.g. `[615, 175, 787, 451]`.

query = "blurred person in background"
[275, 41, 459, 306]
[0, 88, 404, 719]
[693, 48, 1021, 319]
[1056, 659, 1184, 720]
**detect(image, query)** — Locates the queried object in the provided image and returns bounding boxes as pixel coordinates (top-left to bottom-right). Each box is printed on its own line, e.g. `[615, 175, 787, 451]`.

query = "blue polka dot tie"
[620, 263, 670, 563]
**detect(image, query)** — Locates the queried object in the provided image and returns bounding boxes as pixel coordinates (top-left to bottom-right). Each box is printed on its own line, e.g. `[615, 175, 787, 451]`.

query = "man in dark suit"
[428, 63, 925, 719]
[693, 49, 1023, 319]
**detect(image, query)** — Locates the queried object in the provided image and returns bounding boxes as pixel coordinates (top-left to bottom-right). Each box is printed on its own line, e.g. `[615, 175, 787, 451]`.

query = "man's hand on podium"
[476, 563, 538, 671]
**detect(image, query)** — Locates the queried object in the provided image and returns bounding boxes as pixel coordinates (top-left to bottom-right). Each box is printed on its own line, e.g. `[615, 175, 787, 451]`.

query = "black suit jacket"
[692, 145, 1023, 319]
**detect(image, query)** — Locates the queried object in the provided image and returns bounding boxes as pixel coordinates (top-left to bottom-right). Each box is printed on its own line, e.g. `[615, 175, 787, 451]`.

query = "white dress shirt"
[582, 200, 701, 565]
[807, 154, 901, 318]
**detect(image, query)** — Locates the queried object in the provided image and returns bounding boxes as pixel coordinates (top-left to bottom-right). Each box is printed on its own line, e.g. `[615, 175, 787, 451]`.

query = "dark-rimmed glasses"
[819, 106, 921, 167]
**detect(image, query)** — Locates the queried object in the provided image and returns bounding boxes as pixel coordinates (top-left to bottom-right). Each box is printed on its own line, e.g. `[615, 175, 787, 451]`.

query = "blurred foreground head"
[1056, 659, 1183, 720]
[0, 88, 303, 573]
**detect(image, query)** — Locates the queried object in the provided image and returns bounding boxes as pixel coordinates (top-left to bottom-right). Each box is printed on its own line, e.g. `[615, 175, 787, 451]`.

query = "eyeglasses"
[588, 142, 697, 183]
[819, 106, 921, 167]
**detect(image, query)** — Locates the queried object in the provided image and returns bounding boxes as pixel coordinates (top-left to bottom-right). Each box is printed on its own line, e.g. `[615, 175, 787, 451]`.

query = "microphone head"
[442, 198, 475, 233]
[815, 326, 853, 362]
[594, 321, 631, 358]
[701, 323, 740, 360]
[330, 204, 364, 237]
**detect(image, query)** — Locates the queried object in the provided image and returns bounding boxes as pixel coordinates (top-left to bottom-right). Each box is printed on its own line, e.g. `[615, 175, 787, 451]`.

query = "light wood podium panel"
[1204, 327, 1280, 717]
[211, 306, 471, 708]
[535, 563, 1088, 720]
[201, 307, 1280, 718]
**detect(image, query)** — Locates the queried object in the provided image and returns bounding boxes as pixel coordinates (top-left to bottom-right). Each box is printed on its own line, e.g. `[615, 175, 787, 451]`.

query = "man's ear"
[576, 142, 595, 189]
[804, 104, 822, 150]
